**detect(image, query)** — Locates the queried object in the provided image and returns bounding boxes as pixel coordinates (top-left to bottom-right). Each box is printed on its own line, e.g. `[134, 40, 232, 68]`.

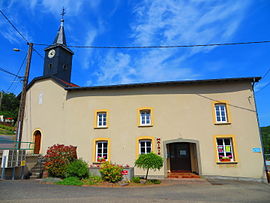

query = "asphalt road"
[0, 179, 270, 202]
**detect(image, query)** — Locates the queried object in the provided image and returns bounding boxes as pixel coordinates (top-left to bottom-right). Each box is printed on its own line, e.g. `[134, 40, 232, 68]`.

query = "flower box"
[89, 165, 134, 180]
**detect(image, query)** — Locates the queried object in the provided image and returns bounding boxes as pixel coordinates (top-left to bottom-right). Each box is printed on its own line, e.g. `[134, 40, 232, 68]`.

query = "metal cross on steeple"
[61, 7, 65, 21]
[53, 7, 67, 45]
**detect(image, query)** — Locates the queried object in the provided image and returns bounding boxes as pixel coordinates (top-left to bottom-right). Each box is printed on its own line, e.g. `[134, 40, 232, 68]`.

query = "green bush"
[99, 161, 123, 183]
[66, 159, 89, 179]
[82, 176, 102, 185]
[131, 176, 141, 183]
[135, 152, 163, 180]
[148, 179, 161, 184]
[56, 177, 83, 186]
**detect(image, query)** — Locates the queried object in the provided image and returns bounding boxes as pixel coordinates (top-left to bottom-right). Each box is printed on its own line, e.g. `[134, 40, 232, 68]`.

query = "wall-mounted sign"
[157, 138, 161, 155]
[252, 148, 261, 153]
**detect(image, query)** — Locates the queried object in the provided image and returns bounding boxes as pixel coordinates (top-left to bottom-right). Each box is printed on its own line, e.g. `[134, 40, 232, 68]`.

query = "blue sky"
[0, 0, 269, 126]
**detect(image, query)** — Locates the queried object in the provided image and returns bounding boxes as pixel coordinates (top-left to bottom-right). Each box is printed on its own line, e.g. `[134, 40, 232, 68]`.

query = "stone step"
[30, 176, 40, 179]
[31, 168, 43, 172]
[31, 172, 41, 176]
[168, 172, 200, 179]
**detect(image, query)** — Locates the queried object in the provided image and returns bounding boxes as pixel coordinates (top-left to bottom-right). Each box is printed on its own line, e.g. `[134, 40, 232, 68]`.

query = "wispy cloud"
[95, 51, 135, 85]
[40, 0, 84, 16]
[0, 9, 33, 44]
[93, 0, 251, 85]
[81, 28, 98, 70]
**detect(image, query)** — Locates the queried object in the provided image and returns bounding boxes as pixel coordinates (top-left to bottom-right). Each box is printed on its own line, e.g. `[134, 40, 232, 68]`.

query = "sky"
[0, 0, 269, 126]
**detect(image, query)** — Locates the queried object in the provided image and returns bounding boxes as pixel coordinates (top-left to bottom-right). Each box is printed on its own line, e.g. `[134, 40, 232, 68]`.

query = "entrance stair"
[29, 155, 45, 179]
[168, 171, 200, 179]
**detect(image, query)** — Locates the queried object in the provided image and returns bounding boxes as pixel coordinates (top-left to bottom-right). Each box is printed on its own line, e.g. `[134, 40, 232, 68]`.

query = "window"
[63, 64, 68, 70]
[96, 141, 108, 161]
[216, 137, 236, 163]
[94, 110, 109, 128]
[213, 101, 230, 124]
[93, 138, 110, 162]
[138, 108, 153, 126]
[139, 140, 152, 154]
[136, 136, 155, 157]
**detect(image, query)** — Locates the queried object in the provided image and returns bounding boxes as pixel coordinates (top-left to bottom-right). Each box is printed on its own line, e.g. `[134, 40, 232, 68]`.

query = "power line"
[0, 10, 44, 59]
[33, 40, 270, 49]
[262, 67, 270, 79]
[256, 81, 270, 94]
[6, 53, 27, 92]
[0, 67, 24, 78]
[33, 48, 43, 59]
[0, 10, 28, 43]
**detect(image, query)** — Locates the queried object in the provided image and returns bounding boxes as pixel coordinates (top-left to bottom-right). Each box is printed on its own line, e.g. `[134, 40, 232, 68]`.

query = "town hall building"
[21, 15, 267, 182]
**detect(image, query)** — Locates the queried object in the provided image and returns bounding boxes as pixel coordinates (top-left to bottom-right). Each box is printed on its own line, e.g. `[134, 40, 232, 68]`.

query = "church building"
[21, 15, 267, 182]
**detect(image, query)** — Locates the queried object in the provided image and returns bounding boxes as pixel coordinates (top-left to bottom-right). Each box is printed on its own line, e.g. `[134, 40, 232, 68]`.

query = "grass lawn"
[0, 124, 15, 135]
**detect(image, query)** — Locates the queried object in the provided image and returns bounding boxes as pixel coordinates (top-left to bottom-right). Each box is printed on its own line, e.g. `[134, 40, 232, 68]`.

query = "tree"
[261, 126, 270, 159]
[0, 91, 20, 123]
[135, 152, 163, 180]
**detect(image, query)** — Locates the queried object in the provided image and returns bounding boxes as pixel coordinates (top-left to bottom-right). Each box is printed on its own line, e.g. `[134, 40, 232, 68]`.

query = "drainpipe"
[251, 78, 269, 183]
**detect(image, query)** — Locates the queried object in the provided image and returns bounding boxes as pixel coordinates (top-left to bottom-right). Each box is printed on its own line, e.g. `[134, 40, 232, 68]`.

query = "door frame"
[32, 129, 42, 154]
[163, 138, 202, 176]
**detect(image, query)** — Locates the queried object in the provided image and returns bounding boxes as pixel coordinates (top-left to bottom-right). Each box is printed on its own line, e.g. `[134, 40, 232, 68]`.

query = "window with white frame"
[139, 139, 152, 154]
[216, 138, 235, 162]
[140, 110, 151, 126]
[215, 103, 228, 123]
[97, 112, 107, 127]
[96, 141, 108, 161]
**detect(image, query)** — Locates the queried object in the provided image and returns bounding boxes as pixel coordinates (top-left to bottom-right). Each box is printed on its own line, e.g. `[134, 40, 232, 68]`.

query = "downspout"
[251, 78, 269, 183]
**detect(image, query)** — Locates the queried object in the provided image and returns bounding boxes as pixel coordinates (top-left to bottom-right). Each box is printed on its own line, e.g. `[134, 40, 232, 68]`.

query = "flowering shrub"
[44, 144, 77, 178]
[99, 161, 123, 183]
[66, 159, 89, 179]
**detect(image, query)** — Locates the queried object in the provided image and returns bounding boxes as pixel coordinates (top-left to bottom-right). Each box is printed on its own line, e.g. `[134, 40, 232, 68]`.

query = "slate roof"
[26, 76, 79, 91]
[65, 77, 261, 91]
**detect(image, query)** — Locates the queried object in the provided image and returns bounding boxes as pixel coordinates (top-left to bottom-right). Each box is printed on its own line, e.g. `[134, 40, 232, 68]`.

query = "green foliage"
[0, 92, 20, 122]
[131, 176, 141, 183]
[0, 124, 15, 135]
[147, 179, 161, 184]
[135, 152, 163, 180]
[44, 144, 77, 178]
[261, 126, 270, 157]
[56, 177, 83, 186]
[99, 161, 123, 183]
[0, 124, 15, 131]
[66, 159, 89, 179]
[82, 176, 102, 185]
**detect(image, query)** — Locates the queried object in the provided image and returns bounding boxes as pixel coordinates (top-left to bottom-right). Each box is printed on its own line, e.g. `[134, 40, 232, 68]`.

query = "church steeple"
[53, 8, 67, 45]
[43, 8, 74, 83]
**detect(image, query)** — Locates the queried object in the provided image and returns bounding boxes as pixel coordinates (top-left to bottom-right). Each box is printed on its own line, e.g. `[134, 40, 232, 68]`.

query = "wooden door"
[169, 143, 191, 171]
[34, 132, 41, 154]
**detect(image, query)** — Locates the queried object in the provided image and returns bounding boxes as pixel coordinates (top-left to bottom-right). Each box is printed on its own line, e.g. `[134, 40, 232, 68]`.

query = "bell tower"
[43, 8, 74, 82]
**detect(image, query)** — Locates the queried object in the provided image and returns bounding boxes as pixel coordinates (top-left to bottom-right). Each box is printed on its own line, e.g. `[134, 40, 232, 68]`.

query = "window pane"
[224, 138, 230, 145]
[217, 139, 223, 145]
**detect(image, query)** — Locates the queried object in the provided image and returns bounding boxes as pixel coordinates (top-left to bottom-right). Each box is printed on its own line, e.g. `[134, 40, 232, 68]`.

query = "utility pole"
[0, 91, 3, 110]
[16, 42, 33, 149]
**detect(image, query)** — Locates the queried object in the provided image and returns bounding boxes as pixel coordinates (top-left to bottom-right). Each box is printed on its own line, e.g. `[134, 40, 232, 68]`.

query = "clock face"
[48, 49, 56, 58]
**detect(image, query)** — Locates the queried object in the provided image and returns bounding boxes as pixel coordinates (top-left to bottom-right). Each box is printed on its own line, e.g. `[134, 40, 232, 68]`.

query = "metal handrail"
[0, 139, 34, 150]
